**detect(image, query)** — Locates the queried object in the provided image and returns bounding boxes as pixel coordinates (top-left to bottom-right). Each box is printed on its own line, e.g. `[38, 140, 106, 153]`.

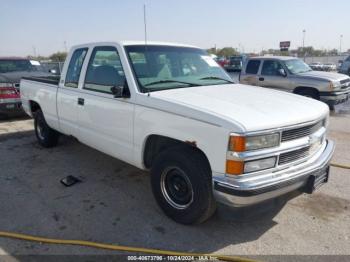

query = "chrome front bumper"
[0, 98, 23, 114]
[213, 139, 335, 207]
[320, 89, 350, 105]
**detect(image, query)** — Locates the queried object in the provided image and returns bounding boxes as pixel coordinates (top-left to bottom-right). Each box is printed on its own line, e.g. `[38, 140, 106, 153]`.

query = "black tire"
[151, 146, 216, 224]
[295, 88, 319, 100]
[34, 109, 59, 148]
[328, 104, 335, 111]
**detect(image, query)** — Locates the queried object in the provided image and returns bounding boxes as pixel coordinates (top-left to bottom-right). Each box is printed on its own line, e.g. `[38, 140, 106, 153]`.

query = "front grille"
[340, 79, 350, 89]
[281, 121, 323, 142]
[340, 79, 350, 85]
[278, 146, 310, 165]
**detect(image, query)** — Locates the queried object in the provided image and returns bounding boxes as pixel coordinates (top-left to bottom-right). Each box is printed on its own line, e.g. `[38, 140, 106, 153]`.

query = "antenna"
[143, 4, 148, 45]
[143, 4, 151, 96]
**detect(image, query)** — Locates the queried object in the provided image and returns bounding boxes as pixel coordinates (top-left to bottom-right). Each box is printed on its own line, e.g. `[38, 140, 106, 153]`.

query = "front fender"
[133, 104, 230, 174]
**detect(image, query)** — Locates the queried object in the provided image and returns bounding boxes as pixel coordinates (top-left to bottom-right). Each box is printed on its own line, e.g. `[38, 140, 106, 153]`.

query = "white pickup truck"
[21, 42, 335, 224]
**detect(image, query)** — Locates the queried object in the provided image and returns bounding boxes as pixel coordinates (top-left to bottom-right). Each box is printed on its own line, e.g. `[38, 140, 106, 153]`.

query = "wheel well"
[293, 86, 319, 95]
[29, 101, 41, 114]
[143, 135, 211, 171]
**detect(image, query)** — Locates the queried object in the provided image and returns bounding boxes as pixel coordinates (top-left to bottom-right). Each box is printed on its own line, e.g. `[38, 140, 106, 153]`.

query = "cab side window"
[84, 46, 126, 94]
[261, 60, 283, 76]
[65, 48, 88, 88]
[246, 60, 261, 74]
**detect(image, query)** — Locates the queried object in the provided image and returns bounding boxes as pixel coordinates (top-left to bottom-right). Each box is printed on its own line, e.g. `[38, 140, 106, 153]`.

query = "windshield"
[125, 45, 233, 92]
[0, 59, 43, 73]
[284, 59, 312, 74]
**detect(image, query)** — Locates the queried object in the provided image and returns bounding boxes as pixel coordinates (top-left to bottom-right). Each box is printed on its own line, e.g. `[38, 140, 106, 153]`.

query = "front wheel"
[295, 89, 320, 100]
[151, 147, 216, 224]
[34, 109, 59, 148]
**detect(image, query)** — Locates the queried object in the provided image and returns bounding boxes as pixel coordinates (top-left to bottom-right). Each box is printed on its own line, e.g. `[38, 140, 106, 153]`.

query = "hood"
[150, 84, 328, 132]
[0, 71, 51, 84]
[298, 70, 349, 82]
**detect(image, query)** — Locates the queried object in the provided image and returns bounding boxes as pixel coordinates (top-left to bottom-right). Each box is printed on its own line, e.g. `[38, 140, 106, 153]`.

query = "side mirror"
[278, 68, 287, 77]
[110, 86, 124, 98]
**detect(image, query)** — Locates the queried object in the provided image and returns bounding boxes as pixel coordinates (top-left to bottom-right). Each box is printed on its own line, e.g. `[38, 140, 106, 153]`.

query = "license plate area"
[304, 166, 330, 194]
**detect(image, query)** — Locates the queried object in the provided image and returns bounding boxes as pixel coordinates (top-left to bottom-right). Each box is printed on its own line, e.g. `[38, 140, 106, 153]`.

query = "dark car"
[0, 57, 50, 117]
[224, 55, 247, 72]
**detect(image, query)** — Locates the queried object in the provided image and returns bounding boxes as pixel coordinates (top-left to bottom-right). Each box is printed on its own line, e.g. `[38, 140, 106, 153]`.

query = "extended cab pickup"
[240, 56, 350, 109]
[21, 42, 335, 224]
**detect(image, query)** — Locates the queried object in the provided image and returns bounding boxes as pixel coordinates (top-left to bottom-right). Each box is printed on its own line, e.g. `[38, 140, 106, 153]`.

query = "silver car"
[239, 56, 350, 109]
[338, 55, 350, 76]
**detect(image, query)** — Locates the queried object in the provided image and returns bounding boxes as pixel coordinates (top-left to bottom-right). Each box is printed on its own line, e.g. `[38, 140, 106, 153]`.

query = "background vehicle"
[214, 56, 228, 68]
[0, 57, 50, 117]
[224, 55, 247, 72]
[240, 56, 350, 109]
[323, 63, 337, 72]
[40, 61, 65, 75]
[338, 55, 350, 76]
[309, 62, 324, 71]
[21, 42, 334, 224]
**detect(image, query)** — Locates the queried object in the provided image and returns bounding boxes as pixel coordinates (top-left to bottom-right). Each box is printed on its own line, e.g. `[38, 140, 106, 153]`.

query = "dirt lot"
[0, 98, 349, 261]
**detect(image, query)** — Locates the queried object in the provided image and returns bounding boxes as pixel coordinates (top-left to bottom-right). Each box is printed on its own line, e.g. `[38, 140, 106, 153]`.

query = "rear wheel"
[151, 146, 216, 224]
[34, 109, 59, 147]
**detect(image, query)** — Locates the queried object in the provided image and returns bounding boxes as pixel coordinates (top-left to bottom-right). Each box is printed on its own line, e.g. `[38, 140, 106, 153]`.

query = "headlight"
[229, 133, 280, 152]
[244, 157, 277, 173]
[226, 156, 277, 175]
[329, 81, 341, 91]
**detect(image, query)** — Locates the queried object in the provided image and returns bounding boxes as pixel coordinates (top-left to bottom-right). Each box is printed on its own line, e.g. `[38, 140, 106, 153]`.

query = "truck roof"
[249, 56, 297, 61]
[71, 41, 199, 50]
[0, 57, 29, 60]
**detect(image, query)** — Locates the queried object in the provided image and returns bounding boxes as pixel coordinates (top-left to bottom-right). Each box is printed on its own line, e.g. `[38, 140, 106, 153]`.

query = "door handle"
[259, 77, 264, 81]
[78, 98, 84, 106]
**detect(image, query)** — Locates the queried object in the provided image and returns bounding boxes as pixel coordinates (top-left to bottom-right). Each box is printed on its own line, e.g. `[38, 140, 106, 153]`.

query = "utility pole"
[340, 34, 343, 54]
[302, 29, 306, 61]
[64, 41, 68, 53]
[32, 46, 37, 57]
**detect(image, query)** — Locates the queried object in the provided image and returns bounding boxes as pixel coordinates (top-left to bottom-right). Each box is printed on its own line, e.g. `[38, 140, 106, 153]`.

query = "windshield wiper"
[144, 79, 200, 87]
[199, 76, 234, 83]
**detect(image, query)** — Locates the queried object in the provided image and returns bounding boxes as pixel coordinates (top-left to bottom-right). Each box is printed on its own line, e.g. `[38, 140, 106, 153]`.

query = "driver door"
[258, 60, 291, 92]
[77, 46, 134, 163]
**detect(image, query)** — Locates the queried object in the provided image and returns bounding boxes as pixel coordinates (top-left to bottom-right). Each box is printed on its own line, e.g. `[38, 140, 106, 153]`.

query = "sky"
[0, 0, 349, 56]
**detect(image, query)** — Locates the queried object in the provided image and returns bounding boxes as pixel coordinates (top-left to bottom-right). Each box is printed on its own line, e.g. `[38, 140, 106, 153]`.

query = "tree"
[206, 48, 217, 55]
[216, 47, 239, 57]
[326, 49, 338, 56]
[49, 52, 67, 62]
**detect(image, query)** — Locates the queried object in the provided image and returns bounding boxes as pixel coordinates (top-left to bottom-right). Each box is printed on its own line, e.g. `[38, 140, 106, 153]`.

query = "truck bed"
[22, 75, 60, 86]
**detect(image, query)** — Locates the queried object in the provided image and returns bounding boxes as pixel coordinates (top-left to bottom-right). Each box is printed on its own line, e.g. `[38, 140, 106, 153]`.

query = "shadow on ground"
[0, 130, 293, 256]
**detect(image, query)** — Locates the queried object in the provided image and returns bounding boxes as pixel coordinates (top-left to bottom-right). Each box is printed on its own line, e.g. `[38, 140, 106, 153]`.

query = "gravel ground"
[0, 87, 349, 261]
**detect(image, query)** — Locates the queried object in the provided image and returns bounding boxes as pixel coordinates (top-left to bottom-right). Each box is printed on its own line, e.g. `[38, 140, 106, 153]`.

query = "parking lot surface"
[0, 78, 349, 260]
